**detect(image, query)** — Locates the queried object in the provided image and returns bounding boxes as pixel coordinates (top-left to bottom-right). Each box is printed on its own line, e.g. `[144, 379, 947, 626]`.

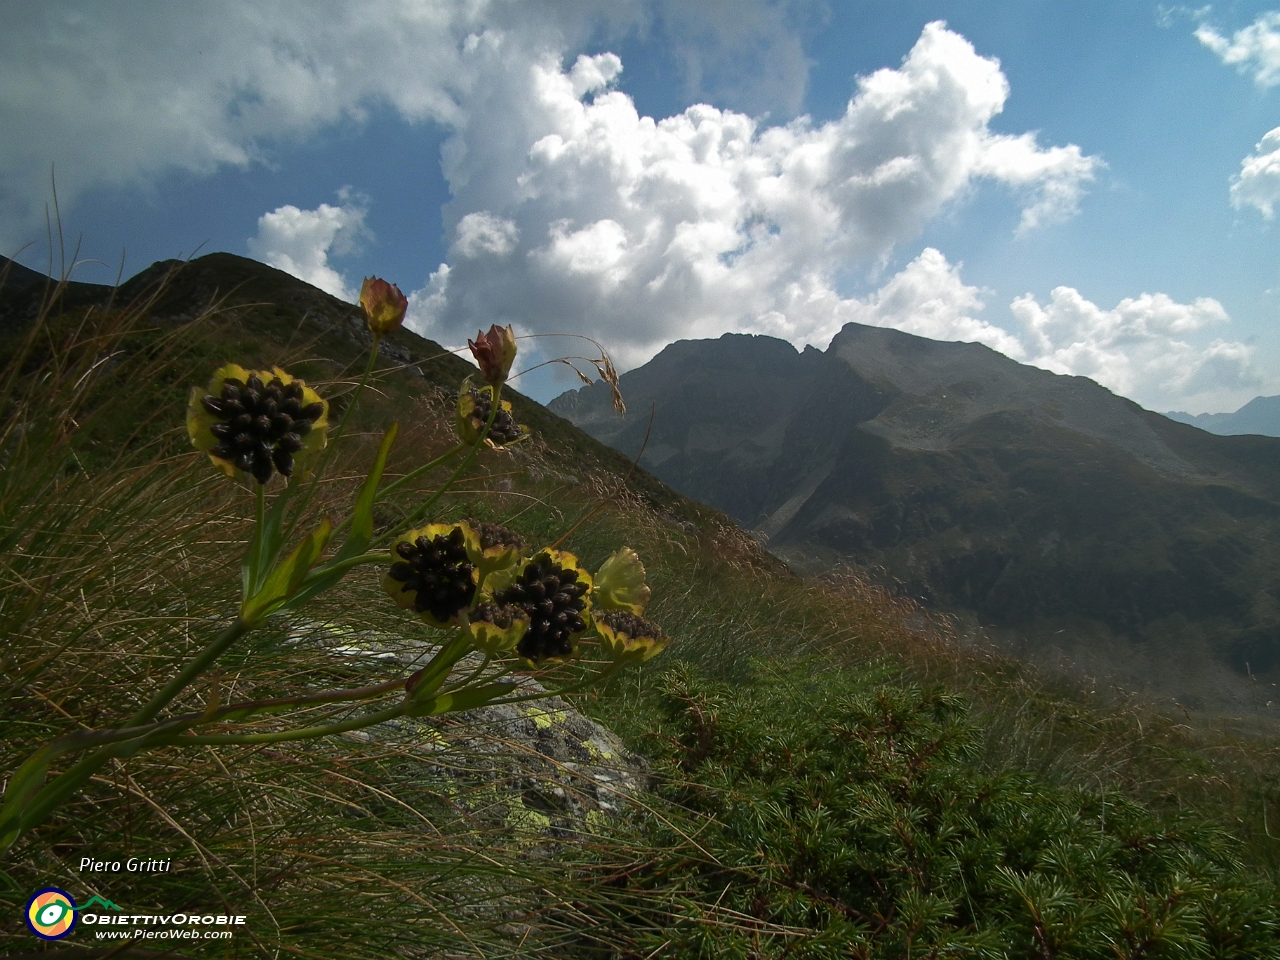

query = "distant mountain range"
[1165, 396, 1280, 438]
[551, 325, 1280, 710]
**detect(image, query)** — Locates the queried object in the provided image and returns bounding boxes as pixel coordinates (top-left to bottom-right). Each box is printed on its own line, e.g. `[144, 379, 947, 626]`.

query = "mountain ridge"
[1166, 394, 1280, 437]
[550, 324, 1280, 710]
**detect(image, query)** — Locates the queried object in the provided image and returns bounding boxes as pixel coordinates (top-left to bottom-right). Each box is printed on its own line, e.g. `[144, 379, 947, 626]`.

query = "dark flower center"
[595, 609, 662, 641]
[388, 528, 477, 624]
[468, 520, 527, 555]
[201, 374, 324, 484]
[467, 389, 523, 446]
[471, 600, 525, 629]
[495, 552, 588, 662]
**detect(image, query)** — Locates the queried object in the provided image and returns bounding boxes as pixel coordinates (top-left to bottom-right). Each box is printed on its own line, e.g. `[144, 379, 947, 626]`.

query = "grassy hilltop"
[2, 254, 1280, 958]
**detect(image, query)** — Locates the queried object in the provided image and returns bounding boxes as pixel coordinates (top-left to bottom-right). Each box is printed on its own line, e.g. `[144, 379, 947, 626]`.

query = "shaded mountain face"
[1166, 396, 1280, 438]
[551, 324, 1280, 707]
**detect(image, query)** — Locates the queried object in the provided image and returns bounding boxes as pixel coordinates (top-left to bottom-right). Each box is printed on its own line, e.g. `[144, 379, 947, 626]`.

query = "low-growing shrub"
[602, 661, 1280, 958]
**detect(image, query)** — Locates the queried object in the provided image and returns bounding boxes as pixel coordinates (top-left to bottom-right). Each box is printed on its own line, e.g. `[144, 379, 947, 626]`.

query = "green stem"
[405, 629, 474, 703]
[492, 660, 626, 707]
[394, 385, 502, 535]
[375, 442, 467, 502]
[248, 481, 266, 593]
[48, 676, 411, 753]
[128, 618, 252, 728]
[303, 550, 388, 581]
[5, 748, 114, 849]
[324, 442, 467, 545]
[282, 342, 380, 545]
[440, 655, 498, 695]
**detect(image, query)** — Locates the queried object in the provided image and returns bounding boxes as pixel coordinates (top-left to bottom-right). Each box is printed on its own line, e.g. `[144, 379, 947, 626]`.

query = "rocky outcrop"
[304, 622, 650, 843]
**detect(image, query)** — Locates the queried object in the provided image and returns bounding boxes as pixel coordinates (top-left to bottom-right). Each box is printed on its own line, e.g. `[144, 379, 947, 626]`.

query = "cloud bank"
[415, 21, 1099, 372]
[0, 0, 649, 250]
[1010, 287, 1262, 411]
[0, 0, 816, 253]
[5, 4, 1254, 412]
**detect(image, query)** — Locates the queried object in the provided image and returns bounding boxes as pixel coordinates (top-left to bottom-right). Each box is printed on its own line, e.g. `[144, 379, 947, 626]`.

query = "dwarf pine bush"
[594, 661, 1280, 958]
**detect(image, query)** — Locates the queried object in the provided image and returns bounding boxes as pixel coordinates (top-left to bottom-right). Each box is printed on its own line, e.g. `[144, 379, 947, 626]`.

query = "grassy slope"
[1, 256, 1278, 957]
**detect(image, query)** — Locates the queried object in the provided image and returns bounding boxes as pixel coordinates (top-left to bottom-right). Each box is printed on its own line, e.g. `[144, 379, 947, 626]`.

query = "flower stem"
[394, 386, 502, 535]
[128, 617, 252, 728]
[375, 442, 467, 501]
[282, 342, 380, 545]
[491, 661, 626, 707]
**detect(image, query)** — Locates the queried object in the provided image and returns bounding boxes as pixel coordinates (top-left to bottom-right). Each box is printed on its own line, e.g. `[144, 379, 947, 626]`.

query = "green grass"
[1, 261, 1278, 957]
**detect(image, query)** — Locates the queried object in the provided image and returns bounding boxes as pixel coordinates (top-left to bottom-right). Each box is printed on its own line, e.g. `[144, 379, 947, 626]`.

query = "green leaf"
[0, 744, 55, 852]
[241, 486, 291, 598]
[404, 682, 517, 718]
[277, 423, 398, 611]
[338, 422, 398, 562]
[240, 517, 332, 625]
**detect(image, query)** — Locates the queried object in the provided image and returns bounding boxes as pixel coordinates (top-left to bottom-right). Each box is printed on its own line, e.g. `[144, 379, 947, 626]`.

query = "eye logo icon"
[26, 887, 78, 940]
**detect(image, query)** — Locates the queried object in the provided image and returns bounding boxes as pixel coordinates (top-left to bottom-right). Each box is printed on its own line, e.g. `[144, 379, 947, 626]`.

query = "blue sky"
[3, 1, 1280, 412]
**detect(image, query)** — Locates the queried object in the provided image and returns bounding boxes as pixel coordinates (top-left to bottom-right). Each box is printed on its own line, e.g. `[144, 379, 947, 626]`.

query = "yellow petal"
[593, 547, 650, 615]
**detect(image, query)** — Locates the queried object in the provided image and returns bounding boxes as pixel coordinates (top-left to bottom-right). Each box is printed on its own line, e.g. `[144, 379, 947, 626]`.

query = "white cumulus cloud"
[1010, 287, 1263, 410]
[0, 0, 654, 251]
[416, 22, 1099, 372]
[820, 248, 1026, 358]
[0, 0, 821, 253]
[1230, 126, 1280, 217]
[1195, 11, 1280, 87]
[453, 212, 520, 258]
[247, 193, 367, 301]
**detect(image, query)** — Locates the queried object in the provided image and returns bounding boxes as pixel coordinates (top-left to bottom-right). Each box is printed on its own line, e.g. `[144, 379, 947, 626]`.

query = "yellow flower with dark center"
[383, 523, 481, 629]
[593, 609, 670, 664]
[468, 324, 518, 386]
[456, 380, 527, 448]
[492, 549, 592, 664]
[466, 600, 529, 657]
[187, 364, 328, 484]
[593, 547, 651, 615]
[465, 519, 528, 580]
[359, 276, 408, 338]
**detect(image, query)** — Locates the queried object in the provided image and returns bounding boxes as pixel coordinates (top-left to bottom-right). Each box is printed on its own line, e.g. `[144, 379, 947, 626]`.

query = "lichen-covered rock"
[432, 683, 650, 843]
[297, 620, 650, 843]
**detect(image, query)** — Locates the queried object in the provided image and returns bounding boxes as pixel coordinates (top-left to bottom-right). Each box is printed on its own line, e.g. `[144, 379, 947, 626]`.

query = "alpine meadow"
[2, 252, 1280, 958]
[7, 3, 1280, 957]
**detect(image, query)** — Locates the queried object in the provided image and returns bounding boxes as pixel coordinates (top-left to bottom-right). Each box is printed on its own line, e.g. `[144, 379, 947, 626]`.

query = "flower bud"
[360, 276, 408, 338]
[468, 324, 518, 386]
[456, 380, 528, 448]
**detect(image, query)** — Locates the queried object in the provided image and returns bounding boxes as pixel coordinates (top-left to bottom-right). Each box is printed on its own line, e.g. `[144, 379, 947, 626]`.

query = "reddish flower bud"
[468, 324, 518, 386]
[359, 276, 408, 338]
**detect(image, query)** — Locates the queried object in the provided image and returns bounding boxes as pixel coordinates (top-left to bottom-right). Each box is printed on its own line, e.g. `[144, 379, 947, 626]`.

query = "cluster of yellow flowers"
[186, 276, 668, 669]
[2, 274, 669, 854]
